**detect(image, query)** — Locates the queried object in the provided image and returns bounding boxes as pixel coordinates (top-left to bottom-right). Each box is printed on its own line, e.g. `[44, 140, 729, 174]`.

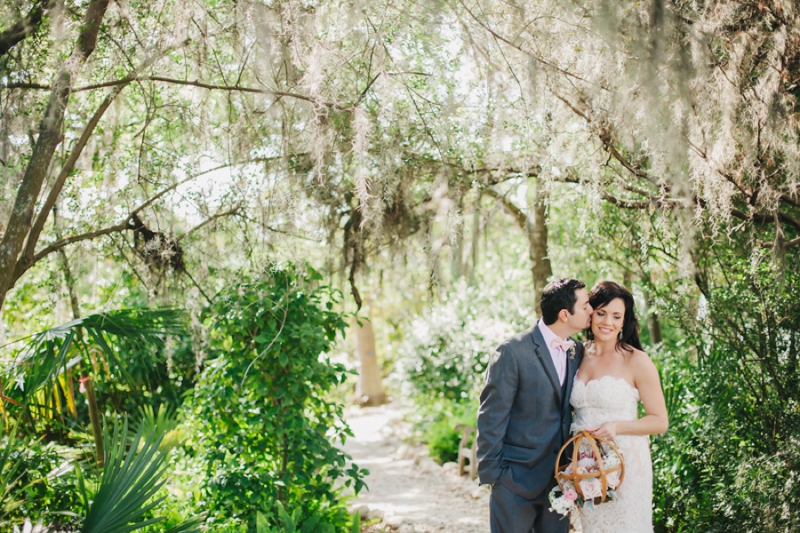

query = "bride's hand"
[588, 422, 618, 441]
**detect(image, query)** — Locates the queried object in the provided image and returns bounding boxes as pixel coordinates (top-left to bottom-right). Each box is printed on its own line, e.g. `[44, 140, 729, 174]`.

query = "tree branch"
[0, 0, 55, 57]
[13, 205, 247, 285]
[1, 82, 50, 90]
[16, 44, 179, 279]
[553, 93, 800, 230]
[131, 157, 280, 217]
[17, 77, 134, 275]
[454, 0, 592, 85]
[24, 221, 132, 277]
[9, 157, 279, 287]
[0, 0, 111, 312]
[553, 92, 661, 187]
[762, 236, 800, 248]
[176, 206, 242, 242]
[5, 77, 341, 108]
[484, 187, 529, 230]
[80, 76, 337, 108]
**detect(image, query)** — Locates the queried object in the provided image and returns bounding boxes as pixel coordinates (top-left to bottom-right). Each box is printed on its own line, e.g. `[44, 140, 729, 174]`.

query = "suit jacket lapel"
[563, 339, 580, 416]
[530, 325, 562, 408]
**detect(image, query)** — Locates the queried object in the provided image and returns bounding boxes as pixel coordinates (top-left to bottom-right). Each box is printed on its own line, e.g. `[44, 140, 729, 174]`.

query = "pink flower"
[606, 471, 621, 489]
[580, 478, 603, 499]
[564, 464, 573, 475]
[563, 490, 578, 501]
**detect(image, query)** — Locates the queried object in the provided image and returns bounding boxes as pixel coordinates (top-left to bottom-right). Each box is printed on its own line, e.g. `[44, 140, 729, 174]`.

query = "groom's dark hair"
[541, 278, 586, 325]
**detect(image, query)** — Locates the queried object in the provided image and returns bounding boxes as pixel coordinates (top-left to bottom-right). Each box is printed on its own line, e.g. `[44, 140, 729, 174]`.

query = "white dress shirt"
[537, 319, 568, 385]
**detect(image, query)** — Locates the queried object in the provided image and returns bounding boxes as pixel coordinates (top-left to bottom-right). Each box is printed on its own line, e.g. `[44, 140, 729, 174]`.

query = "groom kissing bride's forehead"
[476, 278, 592, 533]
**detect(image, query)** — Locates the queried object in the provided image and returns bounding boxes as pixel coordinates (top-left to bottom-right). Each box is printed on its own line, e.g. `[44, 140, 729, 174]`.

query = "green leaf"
[277, 502, 296, 533]
[256, 511, 270, 533]
[6, 308, 187, 405]
[80, 416, 172, 533]
[299, 511, 321, 533]
[163, 516, 203, 533]
[350, 511, 360, 533]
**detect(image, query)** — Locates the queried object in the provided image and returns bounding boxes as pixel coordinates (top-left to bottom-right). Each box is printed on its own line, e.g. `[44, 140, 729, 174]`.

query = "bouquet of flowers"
[549, 431, 624, 516]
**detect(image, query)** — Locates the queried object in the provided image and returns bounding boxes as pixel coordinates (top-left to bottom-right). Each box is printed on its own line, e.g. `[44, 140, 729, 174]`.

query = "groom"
[477, 278, 592, 533]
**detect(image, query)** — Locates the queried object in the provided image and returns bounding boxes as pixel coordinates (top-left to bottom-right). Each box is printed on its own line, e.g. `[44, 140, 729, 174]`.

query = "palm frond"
[3, 308, 186, 410]
[79, 417, 167, 533]
[130, 404, 185, 452]
[0, 432, 26, 524]
[162, 516, 203, 533]
[77, 416, 201, 533]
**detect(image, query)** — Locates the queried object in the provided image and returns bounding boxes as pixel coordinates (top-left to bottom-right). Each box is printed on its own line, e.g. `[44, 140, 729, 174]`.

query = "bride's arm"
[589, 351, 669, 439]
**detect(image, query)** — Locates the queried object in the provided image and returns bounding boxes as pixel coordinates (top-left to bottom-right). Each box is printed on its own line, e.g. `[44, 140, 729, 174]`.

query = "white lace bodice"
[571, 375, 640, 432]
[569, 375, 653, 533]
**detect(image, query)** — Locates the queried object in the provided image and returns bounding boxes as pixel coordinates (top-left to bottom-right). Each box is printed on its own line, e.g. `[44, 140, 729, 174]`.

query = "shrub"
[394, 279, 531, 403]
[1, 437, 83, 526]
[419, 400, 478, 464]
[187, 264, 366, 532]
[650, 247, 800, 532]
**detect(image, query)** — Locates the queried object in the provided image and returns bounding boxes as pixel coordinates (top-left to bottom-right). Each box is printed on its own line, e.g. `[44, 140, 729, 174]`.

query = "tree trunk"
[641, 289, 664, 346]
[485, 183, 552, 317]
[648, 311, 663, 346]
[469, 192, 481, 285]
[529, 183, 552, 316]
[353, 312, 386, 406]
[451, 194, 465, 281]
[0, 0, 110, 313]
[55, 208, 104, 465]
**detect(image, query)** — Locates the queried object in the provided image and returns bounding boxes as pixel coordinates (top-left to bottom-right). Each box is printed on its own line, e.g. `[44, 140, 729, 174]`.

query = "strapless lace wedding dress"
[570, 375, 653, 533]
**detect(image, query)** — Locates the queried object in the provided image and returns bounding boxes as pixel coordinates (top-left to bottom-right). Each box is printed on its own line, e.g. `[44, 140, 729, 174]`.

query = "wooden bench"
[455, 424, 478, 479]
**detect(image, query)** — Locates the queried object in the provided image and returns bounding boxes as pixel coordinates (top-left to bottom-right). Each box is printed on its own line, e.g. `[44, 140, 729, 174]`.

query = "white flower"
[13, 519, 49, 533]
[603, 450, 621, 468]
[578, 456, 598, 470]
[549, 495, 575, 516]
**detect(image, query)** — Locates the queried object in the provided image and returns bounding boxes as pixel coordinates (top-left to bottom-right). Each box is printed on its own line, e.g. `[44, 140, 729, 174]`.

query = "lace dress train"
[570, 375, 653, 533]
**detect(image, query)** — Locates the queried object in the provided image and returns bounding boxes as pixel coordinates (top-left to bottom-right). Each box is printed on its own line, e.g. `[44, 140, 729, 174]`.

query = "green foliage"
[394, 280, 530, 465]
[131, 404, 185, 452]
[99, 334, 197, 419]
[650, 247, 800, 532]
[0, 433, 26, 525]
[395, 279, 530, 403]
[188, 264, 366, 531]
[2, 308, 187, 433]
[0, 434, 83, 527]
[77, 416, 199, 533]
[418, 400, 477, 465]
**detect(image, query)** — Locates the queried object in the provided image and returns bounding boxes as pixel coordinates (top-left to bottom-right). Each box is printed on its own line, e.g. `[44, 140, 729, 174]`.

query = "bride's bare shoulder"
[627, 348, 658, 374]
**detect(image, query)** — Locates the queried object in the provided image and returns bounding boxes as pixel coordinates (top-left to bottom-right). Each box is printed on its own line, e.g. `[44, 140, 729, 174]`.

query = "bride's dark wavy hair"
[585, 281, 643, 352]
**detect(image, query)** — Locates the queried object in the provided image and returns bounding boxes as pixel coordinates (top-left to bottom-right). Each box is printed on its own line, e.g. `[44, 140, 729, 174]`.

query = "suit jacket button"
[553, 449, 558, 455]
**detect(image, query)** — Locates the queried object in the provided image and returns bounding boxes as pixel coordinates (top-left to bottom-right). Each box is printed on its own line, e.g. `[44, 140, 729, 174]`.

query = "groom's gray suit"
[477, 324, 584, 533]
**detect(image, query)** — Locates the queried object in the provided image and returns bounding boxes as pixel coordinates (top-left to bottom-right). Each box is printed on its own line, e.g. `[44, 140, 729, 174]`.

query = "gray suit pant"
[490, 479, 569, 533]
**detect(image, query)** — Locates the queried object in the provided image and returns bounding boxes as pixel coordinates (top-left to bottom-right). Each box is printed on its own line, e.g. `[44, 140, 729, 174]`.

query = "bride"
[570, 281, 669, 533]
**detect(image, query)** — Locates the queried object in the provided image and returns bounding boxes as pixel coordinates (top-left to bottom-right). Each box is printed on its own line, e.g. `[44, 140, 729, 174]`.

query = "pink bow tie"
[550, 338, 575, 352]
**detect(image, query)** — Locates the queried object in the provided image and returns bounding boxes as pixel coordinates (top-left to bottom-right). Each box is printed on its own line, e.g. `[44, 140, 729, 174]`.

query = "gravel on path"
[343, 403, 490, 533]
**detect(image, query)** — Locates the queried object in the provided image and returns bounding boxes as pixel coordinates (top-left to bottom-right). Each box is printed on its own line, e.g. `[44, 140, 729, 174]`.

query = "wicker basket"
[554, 430, 625, 503]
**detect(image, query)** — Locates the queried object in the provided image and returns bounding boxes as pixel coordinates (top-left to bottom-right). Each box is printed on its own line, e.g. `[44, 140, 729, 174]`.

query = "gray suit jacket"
[476, 324, 584, 500]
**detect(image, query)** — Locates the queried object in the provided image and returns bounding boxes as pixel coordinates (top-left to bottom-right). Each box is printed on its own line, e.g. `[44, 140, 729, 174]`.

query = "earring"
[618, 331, 623, 340]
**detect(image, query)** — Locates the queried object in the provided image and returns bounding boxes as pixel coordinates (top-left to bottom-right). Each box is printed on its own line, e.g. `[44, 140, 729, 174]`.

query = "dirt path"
[343, 403, 490, 533]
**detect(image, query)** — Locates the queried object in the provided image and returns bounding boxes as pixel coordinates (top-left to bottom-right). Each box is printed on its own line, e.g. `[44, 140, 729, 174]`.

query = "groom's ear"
[557, 308, 571, 323]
